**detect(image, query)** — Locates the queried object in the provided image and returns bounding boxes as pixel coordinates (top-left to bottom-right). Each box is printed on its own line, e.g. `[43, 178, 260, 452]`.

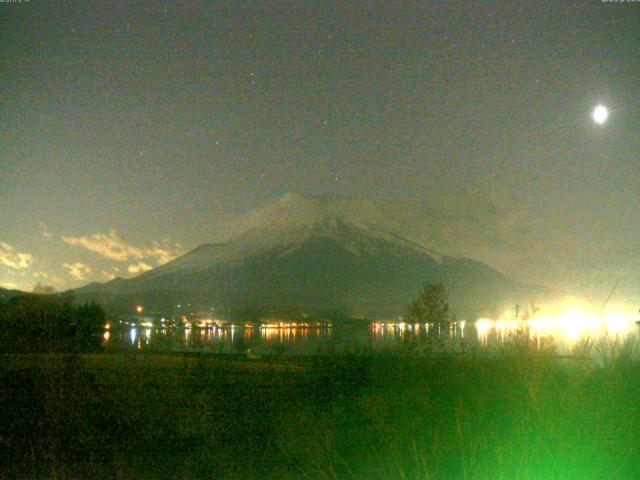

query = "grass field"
[1, 342, 640, 479]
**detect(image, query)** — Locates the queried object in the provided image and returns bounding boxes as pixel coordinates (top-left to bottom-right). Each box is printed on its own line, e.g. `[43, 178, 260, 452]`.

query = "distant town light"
[136, 305, 143, 313]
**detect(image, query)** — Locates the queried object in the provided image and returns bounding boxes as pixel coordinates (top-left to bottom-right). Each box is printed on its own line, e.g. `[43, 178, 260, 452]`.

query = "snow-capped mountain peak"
[75, 193, 536, 318]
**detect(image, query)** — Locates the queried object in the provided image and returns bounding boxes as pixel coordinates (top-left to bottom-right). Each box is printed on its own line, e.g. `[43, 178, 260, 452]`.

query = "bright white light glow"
[475, 319, 492, 344]
[477, 304, 635, 347]
[593, 105, 608, 125]
[604, 312, 633, 336]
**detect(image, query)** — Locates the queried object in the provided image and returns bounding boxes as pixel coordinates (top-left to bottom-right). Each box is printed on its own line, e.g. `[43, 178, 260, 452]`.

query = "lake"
[102, 313, 640, 357]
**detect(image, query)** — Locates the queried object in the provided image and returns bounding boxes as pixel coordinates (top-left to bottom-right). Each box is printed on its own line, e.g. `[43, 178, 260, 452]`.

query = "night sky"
[1, 1, 639, 302]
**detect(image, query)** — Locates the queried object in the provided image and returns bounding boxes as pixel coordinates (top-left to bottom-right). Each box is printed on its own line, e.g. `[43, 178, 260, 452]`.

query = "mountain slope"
[75, 194, 541, 318]
[0, 287, 31, 299]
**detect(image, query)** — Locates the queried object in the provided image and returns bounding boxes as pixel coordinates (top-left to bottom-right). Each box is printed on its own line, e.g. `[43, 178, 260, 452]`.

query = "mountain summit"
[76, 194, 538, 318]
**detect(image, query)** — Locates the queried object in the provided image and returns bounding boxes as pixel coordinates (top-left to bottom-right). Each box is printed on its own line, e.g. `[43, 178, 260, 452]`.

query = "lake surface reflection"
[103, 314, 640, 357]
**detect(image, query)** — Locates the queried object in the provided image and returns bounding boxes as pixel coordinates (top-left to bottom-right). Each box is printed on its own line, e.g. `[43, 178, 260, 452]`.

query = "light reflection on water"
[102, 313, 640, 357]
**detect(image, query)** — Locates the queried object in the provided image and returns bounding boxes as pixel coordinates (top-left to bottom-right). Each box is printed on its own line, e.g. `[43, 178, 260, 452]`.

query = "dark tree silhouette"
[406, 282, 450, 324]
[0, 294, 106, 353]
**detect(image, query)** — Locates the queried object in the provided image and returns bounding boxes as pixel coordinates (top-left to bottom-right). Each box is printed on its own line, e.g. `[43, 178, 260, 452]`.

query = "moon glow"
[592, 105, 608, 125]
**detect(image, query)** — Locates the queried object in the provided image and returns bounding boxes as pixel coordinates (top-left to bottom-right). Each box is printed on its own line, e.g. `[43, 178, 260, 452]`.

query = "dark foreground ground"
[1, 344, 640, 479]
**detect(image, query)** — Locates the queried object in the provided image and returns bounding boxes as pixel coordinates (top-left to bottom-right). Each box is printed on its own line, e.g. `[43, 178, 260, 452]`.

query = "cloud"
[62, 230, 145, 261]
[150, 246, 180, 266]
[101, 267, 120, 280]
[63, 262, 92, 281]
[127, 262, 152, 274]
[32, 273, 65, 289]
[219, 193, 393, 242]
[0, 242, 33, 269]
[39, 223, 53, 239]
[62, 229, 181, 265]
[33, 283, 56, 294]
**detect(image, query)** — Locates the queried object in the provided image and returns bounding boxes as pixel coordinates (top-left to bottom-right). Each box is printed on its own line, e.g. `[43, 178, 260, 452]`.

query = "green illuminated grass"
[1, 341, 639, 479]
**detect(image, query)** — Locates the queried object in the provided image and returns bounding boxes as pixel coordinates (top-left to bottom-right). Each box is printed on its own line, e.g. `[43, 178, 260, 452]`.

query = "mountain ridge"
[74, 193, 543, 318]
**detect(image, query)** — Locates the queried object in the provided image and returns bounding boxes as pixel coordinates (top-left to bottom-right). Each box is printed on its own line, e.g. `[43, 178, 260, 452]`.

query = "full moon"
[592, 105, 608, 125]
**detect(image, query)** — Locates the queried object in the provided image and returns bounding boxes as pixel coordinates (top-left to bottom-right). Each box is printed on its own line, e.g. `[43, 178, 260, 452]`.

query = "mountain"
[0, 287, 30, 299]
[75, 193, 542, 319]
